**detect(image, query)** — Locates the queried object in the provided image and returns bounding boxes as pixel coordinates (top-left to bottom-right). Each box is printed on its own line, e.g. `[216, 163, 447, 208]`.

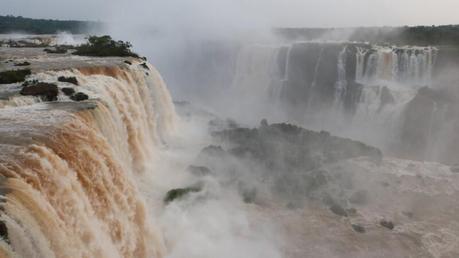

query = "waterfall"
[0, 62, 177, 258]
[355, 47, 367, 83]
[334, 46, 348, 104]
[358, 46, 437, 86]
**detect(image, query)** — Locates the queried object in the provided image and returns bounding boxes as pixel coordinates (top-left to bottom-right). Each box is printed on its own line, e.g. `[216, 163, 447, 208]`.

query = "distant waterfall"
[0, 63, 177, 258]
[334, 46, 348, 104]
[357, 46, 437, 86]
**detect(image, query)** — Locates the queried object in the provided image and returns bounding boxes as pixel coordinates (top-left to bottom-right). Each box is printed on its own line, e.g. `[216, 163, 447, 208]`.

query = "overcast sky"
[2, 0, 459, 28]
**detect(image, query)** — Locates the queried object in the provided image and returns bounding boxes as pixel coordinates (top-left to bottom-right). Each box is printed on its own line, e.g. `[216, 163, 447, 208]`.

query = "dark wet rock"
[403, 211, 414, 218]
[349, 190, 368, 205]
[22, 79, 38, 87]
[164, 186, 201, 204]
[213, 123, 382, 172]
[346, 208, 358, 216]
[380, 220, 395, 230]
[58, 76, 78, 85]
[379, 86, 395, 111]
[399, 86, 453, 161]
[0, 221, 8, 243]
[241, 187, 257, 203]
[14, 61, 30, 66]
[140, 62, 150, 70]
[124, 60, 132, 65]
[44, 47, 68, 54]
[20, 82, 58, 101]
[330, 203, 348, 217]
[0, 69, 31, 84]
[450, 164, 459, 173]
[70, 92, 89, 101]
[61, 87, 75, 96]
[260, 118, 268, 127]
[352, 224, 366, 233]
[187, 165, 212, 176]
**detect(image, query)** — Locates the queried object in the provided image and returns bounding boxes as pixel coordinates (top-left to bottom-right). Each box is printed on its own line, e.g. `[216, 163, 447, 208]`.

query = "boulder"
[70, 92, 89, 101]
[330, 203, 348, 217]
[380, 220, 394, 230]
[140, 62, 150, 70]
[352, 224, 366, 233]
[20, 82, 58, 101]
[57, 76, 78, 85]
[61, 87, 75, 96]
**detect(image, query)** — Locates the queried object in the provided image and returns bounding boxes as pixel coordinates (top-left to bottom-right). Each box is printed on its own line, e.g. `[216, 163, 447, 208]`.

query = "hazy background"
[2, 0, 459, 28]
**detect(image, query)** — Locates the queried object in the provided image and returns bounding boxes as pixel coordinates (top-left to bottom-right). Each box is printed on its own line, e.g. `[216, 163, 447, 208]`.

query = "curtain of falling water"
[0, 63, 177, 258]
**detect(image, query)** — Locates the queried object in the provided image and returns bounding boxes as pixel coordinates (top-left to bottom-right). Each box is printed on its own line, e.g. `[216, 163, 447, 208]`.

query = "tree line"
[0, 15, 102, 34]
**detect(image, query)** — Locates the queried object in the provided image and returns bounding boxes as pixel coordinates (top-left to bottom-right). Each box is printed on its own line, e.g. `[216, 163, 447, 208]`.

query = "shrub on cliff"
[73, 35, 139, 58]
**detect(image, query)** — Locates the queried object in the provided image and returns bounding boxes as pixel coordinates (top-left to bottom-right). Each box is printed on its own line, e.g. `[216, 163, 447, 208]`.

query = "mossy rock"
[164, 186, 201, 204]
[0, 69, 31, 84]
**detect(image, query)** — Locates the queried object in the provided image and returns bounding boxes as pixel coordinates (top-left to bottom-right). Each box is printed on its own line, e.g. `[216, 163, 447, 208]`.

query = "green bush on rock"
[73, 35, 139, 58]
[0, 69, 31, 84]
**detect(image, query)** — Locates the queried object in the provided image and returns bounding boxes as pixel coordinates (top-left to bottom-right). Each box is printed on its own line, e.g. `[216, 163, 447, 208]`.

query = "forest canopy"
[0, 15, 102, 34]
[276, 25, 459, 46]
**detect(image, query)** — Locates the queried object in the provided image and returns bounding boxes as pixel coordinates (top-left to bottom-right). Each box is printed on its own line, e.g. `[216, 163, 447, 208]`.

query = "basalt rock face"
[213, 122, 382, 173]
[398, 86, 459, 163]
[197, 122, 382, 205]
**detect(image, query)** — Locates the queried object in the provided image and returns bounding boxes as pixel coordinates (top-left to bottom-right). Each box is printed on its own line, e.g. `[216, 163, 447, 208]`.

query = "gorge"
[0, 31, 459, 258]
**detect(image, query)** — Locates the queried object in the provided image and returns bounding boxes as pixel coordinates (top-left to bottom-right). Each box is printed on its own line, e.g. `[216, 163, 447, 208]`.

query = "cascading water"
[334, 46, 348, 105]
[358, 46, 437, 86]
[221, 41, 440, 157]
[0, 62, 177, 258]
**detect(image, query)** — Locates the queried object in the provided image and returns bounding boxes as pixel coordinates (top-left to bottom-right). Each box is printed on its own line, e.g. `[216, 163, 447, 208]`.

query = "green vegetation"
[73, 35, 139, 57]
[0, 15, 101, 34]
[0, 69, 31, 84]
[164, 186, 201, 204]
[275, 25, 459, 46]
